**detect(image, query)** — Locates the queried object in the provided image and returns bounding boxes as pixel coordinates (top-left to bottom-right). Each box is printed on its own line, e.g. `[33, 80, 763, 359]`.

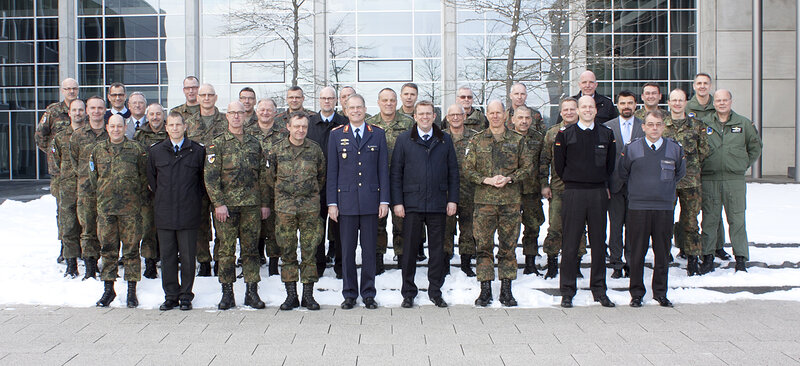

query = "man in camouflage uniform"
[266, 112, 326, 311]
[336, 86, 356, 118]
[506, 83, 544, 129]
[444, 104, 478, 277]
[249, 98, 286, 276]
[36, 78, 79, 263]
[443, 86, 488, 131]
[239, 87, 258, 128]
[687, 73, 729, 261]
[134, 103, 169, 279]
[274, 86, 314, 126]
[663, 88, 708, 275]
[464, 100, 533, 307]
[52, 99, 86, 278]
[70, 96, 109, 280]
[512, 105, 545, 275]
[170, 76, 201, 121]
[366, 88, 415, 272]
[185, 83, 228, 276]
[538, 97, 587, 279]
[91, 115, 148, 308]
[204, 101, 269, 310]
[634, 83, 668, 120]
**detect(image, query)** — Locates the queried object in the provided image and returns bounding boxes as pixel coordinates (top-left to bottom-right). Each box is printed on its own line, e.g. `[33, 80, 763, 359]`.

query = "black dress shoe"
[159, 300, 178, 311]
[630, 297, 643, 308]
[401, 297, 414, 308]
[715, 248, 731, 260]
[341, 297, 356, 310]
[179, 300, 192, 311]
[610, 268, 623, 279]
[654, 296, 674, 307]
[595, 295, 616, 308]
[560, 296, 573, 308]
[430, 296, 448, 308]
[363, 297, 378, 309]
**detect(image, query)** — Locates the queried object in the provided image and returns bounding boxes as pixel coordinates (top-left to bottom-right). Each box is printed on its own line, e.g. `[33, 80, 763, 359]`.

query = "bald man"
[557, 70, 618, 124]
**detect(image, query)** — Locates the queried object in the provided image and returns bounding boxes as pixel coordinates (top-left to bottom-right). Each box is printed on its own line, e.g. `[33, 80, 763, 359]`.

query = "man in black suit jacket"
[556, 70, 618, 124]
[603, 90, 644, 278]
[391, 101, 459, 308]
[308, 87, 348, 279]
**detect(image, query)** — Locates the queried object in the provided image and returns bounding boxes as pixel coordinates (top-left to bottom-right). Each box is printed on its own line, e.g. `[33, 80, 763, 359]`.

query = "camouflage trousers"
[98, 213, 142, 282]
[260, 210, 280, 258]
[474, 203, 521, 282]
[445, 203, 476, 256]
[521, 193, 544, 256]
[215, 206, 260, 284]
[51, 177, 61, 241]
[58, 182, 82, 259]
[140, 198, 158, 260]
[277, 211, 323, 283]
[378, 212, 402, 256]
[76, 180, 100, 259]
[543, 189, 587, 257]
[197, 195, 213, 263]
[674, 186, 702, 256]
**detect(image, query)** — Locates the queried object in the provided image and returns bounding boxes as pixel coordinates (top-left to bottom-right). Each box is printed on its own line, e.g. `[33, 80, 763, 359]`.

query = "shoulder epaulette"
[332, 125, 344, 131]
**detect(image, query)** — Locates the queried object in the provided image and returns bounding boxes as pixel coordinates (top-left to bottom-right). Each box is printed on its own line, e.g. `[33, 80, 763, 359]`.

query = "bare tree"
[224, 0, 313, 87]
[328, 17, 358, 91]
[415, 36, 442, 104]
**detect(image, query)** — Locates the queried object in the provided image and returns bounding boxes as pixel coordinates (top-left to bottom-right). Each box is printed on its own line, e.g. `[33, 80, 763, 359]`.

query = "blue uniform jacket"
[326, 123, 390, 215]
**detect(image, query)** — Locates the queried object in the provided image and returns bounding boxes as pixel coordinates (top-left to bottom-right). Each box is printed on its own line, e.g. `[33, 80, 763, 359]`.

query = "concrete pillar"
[441, 1, 458, 108]
[313, 0, 327, 110]
[751, 0, 762, 178]
[796, 1, 800, 181]
[185, 0, 200, 79]
[58, 0, 77, 80]
[698, 0, 717, 76]
[568, 0, 587, 95]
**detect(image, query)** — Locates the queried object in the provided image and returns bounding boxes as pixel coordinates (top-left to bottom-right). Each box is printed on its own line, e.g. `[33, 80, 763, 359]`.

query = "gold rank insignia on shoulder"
[207, 153, 215, 163]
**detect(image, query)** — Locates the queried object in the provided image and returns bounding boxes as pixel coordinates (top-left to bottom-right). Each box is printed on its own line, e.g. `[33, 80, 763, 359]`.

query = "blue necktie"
[355, 129, 361, 145]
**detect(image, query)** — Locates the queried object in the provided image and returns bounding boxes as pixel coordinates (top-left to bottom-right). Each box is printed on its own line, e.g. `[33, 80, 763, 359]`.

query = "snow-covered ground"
[0, 183, 798, 309]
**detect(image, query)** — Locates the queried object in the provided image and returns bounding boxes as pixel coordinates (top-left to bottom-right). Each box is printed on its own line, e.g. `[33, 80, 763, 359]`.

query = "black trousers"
[626, 209, 673, 299]
[157, 229, 197, 302]
[401, 212, 446, 299]
[608, 187, 629, 270]
[339, 214, 377, 299]
[560, 187, 609, 299]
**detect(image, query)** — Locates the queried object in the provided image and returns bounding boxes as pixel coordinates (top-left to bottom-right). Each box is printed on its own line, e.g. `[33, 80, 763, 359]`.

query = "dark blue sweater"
[618, 137, 686, 210]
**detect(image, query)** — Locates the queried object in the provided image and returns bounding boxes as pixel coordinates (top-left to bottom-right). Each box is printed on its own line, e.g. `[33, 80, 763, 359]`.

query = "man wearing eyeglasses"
[185, 83, 229, 276]
[239, 87, 258, 129]
[275, 86, 315, 127]
[204, 101, 270, 310]
[171, 76, 201, 122]
[634, 83, 667, 120]
[445, 86, 487, 130]
[104, 82, 131, 121]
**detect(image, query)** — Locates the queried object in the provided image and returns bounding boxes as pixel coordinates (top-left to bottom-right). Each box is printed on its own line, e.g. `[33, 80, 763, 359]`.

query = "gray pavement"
[1, 301, 799, 365]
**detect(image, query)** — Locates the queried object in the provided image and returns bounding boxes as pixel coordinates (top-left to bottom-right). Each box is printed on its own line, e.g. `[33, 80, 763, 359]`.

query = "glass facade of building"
[1, 0, 697, 179]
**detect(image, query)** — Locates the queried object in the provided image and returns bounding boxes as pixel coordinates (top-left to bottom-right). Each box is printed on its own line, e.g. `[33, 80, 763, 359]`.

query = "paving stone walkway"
[1, 300, 799, 365]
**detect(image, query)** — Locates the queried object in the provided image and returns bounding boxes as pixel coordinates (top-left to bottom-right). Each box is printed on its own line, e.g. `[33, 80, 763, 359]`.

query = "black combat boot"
[244, 283, 265, 309]
[143, 258, 157, 279]
[280, 282, 300, 310]
[64, 258, 79, 278]
[268, 257, 279, 276]
[127, 281, 138, 308]
[83, 258, 98, 281]
[301, 283, 320, 310]
[499, 279, 518, 307]
[460, 255, 476, 277]
[57, 245, 65, 264]
[96, 280, 116, 307]
[734, 256, 747, 272]
[197, 262, 211, 277]
[523, 255, 540, 276]
[376, 253, 385, 275]
[700, 254, 715, 274]
[715, 248, 731, 260]
[218, 283, 235, 310]
[474, 281, 493, 307]
[687, 255, 701, 276]
[544, 255, 559, 279]
[576, 256, 584, 278]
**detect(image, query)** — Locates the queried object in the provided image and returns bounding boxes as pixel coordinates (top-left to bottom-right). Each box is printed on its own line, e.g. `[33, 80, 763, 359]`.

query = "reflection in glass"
[37, 41, 59, 63]
[0, 42, 35, 63]
[0, 112, 8, 178]
[614, 58, 667, 80]
[358, 36, 412, 58]
[105, 63, 159, 85]
[36, 18, 59, 40]
[79, 64, 104, 85]
[230, 62, 286, 83]
[78, 0, 103, 16]
[105, 39, 159, 62]
[79, 18, 103, 39]
[36, 65, 59, 87]
[0, 66, 35, 87]
[2, 19, 35, 40]
[37, 87, 60, 109]
[356, 0, 411, 11]
[104, 0, 159, 15]
[105, 16, 159, 38]
[358, 60, 412, 82]
[415, 12, 440, 34]
[357, 12, 412, 34]
[11, 111, 37, 179]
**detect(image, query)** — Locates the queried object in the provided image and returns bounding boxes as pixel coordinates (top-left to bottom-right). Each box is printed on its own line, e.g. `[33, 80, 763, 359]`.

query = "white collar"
[646, 137, 663, 150]
[111, 106, 129, 115]
[417, 126, 433, 139]
[577, 121, 595, 130]
[620, 116, 634, 125]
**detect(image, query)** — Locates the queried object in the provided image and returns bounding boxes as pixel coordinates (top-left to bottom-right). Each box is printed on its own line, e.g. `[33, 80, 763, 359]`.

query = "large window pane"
[357, 12, 412, 34]
[11, 111, 37, 179]
[230, 61, 286, 83]
[37, 87, 59, 109]
[670, 10, 695, 33]
[415, 12, 440, 34]
[79, 40, 103, 62]
[0, 88, 36, 110]
[670, 0, 695, 9]
[0, 66, 35, 87]
[0, 0, 33, 16]
[0, 112, 8, 179]
[358, 36, 412, 58]
[616, 34, 666, 57]
[105, 16, 159, 38]
[670, 34, 695, 56]
[356, 0, 411, 11]
[105, 39, 159, 62]
[0, 42, 35, 63]
[36, 18, 58, 40]
[670, 58, 696, 80]
[36, 0, 59, 16]
[79, 64, 104, 85]
[358, 60, 412, 82]
[36, 65, 59, 87]
[587, 11, 612, 33]
[587, 35, 612, 57]
[614, 11, 667, 33]
[79, 18, 103, 39]
[37, 41, 59, 63]
[78, 0, 103, 15]
[2, 19, 35, 40]
[105, 63, 159, 84]
[104, 0, 159, 15]
[614, 58, 668, 80]
[615, 0, 667, 9]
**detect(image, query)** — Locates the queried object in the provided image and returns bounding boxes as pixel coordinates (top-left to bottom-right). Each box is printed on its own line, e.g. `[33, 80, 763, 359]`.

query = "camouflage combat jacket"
[266, 137, 326, 214]
[519, 125, 545, 195]
[538, 122, 569, 192]
[88, 139, 148, 215]
[185, 108, 228, 146]
[204, 130, 268, 208]
[52, 126, 79, 189]
[448, 128, 478, 205]
[366, 113, 414, 162]
[663, 113, 709, 189]
[70, 125, 109, 193]
[464, 128, 533, 205]
[170, 103, 201, 123]
[134, 123, 169, 151]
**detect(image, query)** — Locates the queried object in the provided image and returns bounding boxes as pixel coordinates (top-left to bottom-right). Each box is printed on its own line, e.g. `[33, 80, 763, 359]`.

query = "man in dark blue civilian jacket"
[391, 101, 459, 308]
[326, 94, 390, 310]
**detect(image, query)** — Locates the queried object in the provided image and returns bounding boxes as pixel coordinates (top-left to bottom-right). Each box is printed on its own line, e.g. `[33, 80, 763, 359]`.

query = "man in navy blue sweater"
[617, 109, 685, 308]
